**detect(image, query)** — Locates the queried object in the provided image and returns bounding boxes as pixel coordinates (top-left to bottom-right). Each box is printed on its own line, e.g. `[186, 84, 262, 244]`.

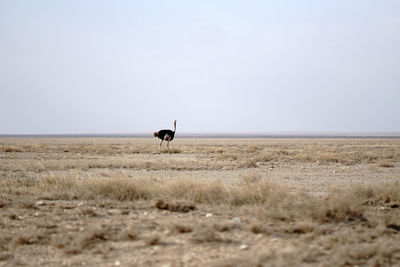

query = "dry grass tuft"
[0, 252, 13, 261]
[35, 174, 156, 201]
[2, 172, 289, 207]
[144, 235, 162, 246]
[172, 224, 193, 234]
[153, 199, 196, 212]
[58, 225, 111, 254]
[0, 145, 23, 153]
[81, 207, 99, 217]
[378, 161, 395, 168]
[191, 227, 231, 244]
[119, 225, 140, 241]
[168, 147, 182, 154]
[0, 199, 9, 209]
[84, 177, 155, 201]
[0, 235, 12, 251]
[213, 223, 239, 232]
[350, 182, 400, 205]
[308, 191, 367, 223]
[17, 199, 38, 210]
[167, 180, 231, 204]
[216, 153, 239, 160]
[13, 227, 52, 247]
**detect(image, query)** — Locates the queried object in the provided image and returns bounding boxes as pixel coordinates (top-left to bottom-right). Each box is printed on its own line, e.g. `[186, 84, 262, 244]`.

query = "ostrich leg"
[159, 140, 163, 153]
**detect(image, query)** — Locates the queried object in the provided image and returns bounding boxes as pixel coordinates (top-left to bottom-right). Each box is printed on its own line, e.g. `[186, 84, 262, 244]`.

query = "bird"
[153, 120, 177, 154]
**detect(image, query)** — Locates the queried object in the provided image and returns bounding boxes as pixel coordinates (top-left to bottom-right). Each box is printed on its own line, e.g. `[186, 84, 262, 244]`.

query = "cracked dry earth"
[1, 138, 400, 266]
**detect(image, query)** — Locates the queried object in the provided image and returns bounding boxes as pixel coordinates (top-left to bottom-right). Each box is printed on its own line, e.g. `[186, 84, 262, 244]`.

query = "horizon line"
[1, 131, 400, 139]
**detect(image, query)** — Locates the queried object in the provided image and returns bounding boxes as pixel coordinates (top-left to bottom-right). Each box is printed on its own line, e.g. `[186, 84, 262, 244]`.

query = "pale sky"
[1, 1, 400, 134]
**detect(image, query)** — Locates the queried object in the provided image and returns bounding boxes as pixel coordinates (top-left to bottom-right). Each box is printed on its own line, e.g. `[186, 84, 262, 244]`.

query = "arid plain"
[1, 137, 400, 266]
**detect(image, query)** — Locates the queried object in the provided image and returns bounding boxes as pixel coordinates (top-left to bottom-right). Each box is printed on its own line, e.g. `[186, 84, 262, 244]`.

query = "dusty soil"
[1, 138, 400, 266]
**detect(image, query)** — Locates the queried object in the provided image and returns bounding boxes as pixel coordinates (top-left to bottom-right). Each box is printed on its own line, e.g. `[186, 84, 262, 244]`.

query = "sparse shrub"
[0, 200, 8, 208]
[153, 199, 196, 212]
[378, 162, 394, 168]
[172, 224, 193, 234]
[18, 199, 38, 210]
[241, 159, 258, 168]
[1, 146, 23, 153]
[307, 190, 367, 223]
[61, 225, 111, 254]
[213, 223, 238, 232]
[283, 224, 315, 234]
[86, 177, 154, 201]
[13, 228, 51, 247]
[144, 235, 162, 246]
[351, 182, 400, 205]
[254, 153, 274, 162]
[250, 225, 266, 234]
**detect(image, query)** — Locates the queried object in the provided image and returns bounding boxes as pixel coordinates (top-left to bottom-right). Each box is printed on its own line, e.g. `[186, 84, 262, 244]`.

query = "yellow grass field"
[1, 137, 400, 266]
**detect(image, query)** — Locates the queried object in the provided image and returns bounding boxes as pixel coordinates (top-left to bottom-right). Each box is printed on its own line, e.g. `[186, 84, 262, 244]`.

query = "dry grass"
[0, 137, 399, 266]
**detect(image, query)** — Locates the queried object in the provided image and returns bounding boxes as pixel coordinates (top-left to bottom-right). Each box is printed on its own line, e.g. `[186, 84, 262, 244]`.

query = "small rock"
[35, 201, 45, 206]
[232, 217, 241, 223]
[28, 237, 39, 244]
[34, 212, 40, 217]
[182, 252, 195, 262]
[240, 244, 249, 250]
[114, 260, 120, 266]
[206, 213, 213, 218]
[77, 202, 84, 207]
[164, 229, 171, 235]
[107, 209, 121, 215]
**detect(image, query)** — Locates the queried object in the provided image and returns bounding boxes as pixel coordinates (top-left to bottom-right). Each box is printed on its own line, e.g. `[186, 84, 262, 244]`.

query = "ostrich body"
[153, 120, 176, 154]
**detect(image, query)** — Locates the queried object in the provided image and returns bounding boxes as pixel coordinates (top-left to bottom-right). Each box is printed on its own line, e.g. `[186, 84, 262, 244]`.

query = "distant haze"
[1, 1, 400, 134]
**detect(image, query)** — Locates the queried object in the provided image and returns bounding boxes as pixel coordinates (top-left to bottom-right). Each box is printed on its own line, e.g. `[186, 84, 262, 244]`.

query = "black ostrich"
[153, 120, 177, 154]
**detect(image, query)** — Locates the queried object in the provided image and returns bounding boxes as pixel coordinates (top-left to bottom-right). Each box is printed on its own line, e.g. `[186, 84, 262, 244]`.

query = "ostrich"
[153, 120, 177, 154]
